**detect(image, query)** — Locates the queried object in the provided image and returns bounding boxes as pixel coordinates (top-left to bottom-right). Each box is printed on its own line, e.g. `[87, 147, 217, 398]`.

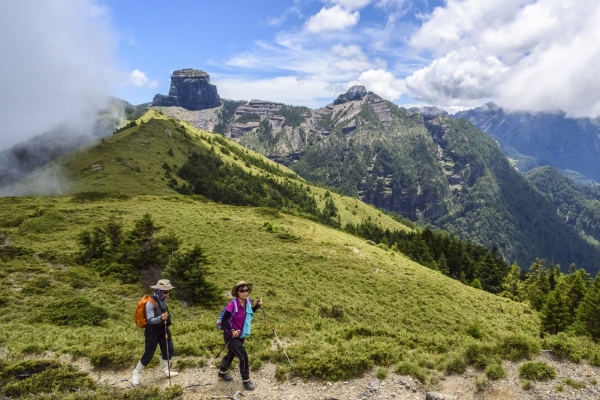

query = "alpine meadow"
[1, 109, 600, 398]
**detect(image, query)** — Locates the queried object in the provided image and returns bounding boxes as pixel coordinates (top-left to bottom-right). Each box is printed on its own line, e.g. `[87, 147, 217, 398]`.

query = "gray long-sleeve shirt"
[145, 295, 167, 325]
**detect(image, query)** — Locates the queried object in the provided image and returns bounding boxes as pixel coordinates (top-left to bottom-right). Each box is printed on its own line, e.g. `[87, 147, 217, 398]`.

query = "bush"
[88, 349, 136, 369]
[394, 361, 428, 382]
[518, 361, 556, 380]
[376, 367, 388, 380]
[1, 360, 96, 397]
[0, 211, 26, 228]
[497, 333, 540, 361]
[275, 365, 287, 381]
[40, 297, 109, 327]
[464, 342, 497, 368]
[563, 377, 586, 389]
[444, 354, 467, 374]
[318, 305, 344, 320]
[485, 363, 506, 380]
[465, 320, 485, 339]
[294, 352, 373, 381]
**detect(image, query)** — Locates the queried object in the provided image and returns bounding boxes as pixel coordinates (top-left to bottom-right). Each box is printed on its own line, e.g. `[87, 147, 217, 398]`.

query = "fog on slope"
[0, 0, 119, 194]
[0, 0, 116, 151]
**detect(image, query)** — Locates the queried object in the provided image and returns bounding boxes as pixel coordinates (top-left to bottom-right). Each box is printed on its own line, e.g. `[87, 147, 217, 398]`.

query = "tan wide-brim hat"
[231, 281, 253, 297]
[150, 279, 175, 290]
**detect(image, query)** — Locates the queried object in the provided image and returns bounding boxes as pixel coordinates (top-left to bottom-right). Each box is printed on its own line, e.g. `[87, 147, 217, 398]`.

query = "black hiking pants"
[220, 337, 250, 380]
[140, 325, 174, 366]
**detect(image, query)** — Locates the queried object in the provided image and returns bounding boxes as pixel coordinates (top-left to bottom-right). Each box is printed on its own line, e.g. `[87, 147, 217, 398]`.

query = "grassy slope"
[0, 195, 538, 377]
[0, 111, 540, 384]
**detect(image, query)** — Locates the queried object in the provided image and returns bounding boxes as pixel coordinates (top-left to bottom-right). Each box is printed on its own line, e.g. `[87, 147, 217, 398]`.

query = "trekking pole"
[164, 319, 171, 387]
[187, 340, 231, 388]
[260, 307, 294, 368]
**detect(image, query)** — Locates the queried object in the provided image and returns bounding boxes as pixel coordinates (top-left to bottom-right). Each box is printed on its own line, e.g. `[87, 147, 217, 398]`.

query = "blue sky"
[2, 0, 600, 149]
[109, 0, 444, 108]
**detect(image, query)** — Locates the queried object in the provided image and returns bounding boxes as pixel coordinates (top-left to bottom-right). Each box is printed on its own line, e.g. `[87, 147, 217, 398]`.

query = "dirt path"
[68, 351, 599, 400]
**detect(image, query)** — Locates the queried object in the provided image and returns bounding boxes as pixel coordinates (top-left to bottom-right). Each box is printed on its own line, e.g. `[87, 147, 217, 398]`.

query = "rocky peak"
[409, 106, 449, 117]
[152, 69, 221, 110]
[333, 85, 368, 105]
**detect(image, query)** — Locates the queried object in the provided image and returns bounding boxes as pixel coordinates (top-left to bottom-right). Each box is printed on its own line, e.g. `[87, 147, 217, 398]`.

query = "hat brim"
[150, 284, 175, 290]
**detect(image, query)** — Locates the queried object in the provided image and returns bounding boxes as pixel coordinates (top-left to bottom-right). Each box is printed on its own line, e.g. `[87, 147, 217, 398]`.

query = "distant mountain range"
[148, 72, 600, 272]
[5, 68, 600, 273]
[455, 103, 600, 184]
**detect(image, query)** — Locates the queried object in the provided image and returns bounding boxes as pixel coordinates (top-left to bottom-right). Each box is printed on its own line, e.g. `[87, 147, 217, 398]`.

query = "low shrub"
[518, 361, 556, 380]
[485, 363, 506, 380]
[275, 365, 287, 381]
[464, 342, 497, 368]
[0, 360, 96, 397]
[497, 333, 540, 361]
[394, 361, 428, 382]
[376, 367, 388, 380]
[70, 192, 130, 203]
[475, 376, 487, 391]
[444, 354, 467, 374]
[294, 351, 373, 381]
[0, 211, 26, 228]
[465, 320, 485, 339]
[563, 377, 586, 389]
[40, 297, 109, 327]
[522, 379, 533, 390]
[88, 349, 136, 369]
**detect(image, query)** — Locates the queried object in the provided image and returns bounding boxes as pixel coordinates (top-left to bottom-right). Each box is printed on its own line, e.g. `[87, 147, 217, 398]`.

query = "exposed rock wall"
[152, 69, 221, 110]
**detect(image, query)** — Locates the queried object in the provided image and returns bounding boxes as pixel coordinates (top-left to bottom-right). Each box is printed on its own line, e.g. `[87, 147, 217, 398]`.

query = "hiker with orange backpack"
[132, 279, 178, 385]
[218, 281, 262, 391]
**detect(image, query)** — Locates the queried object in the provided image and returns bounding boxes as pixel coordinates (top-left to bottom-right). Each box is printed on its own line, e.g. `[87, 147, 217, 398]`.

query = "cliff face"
[152, 69, 221, 110]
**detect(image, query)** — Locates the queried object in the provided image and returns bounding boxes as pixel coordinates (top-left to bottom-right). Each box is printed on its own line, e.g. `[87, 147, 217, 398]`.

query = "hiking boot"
[160, 358, 179, 377]
[218, 371, 234, 381]
[243, 380, 256, 390]
[132, 361, 144, 385]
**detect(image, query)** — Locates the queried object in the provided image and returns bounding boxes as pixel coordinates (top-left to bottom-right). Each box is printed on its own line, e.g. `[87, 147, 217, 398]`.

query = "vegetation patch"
[0, 360, 96, 397]
[518, 361, 556, 380]
[40, 297, 110, 327]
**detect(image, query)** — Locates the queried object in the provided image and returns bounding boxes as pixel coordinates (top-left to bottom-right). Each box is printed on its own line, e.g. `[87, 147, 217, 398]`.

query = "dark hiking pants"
[220, 337, 250, 381]
[140, 325, 174, 366]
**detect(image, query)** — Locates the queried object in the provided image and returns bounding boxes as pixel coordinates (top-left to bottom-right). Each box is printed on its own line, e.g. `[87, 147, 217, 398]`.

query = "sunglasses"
[163, 291, 170, 294]
[238, 288, 250, 293]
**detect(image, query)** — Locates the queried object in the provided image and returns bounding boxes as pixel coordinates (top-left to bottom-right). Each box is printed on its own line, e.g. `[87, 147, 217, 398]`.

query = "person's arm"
[221, 310, 233, 331]
[145, 300, 162, 325]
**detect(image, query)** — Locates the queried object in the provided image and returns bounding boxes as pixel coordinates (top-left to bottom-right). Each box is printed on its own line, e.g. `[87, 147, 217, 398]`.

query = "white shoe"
[160, 358, 178, 377]
[132, 361, 144, 385]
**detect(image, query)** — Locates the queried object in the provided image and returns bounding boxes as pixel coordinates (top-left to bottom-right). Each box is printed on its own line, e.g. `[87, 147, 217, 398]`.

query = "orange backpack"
[134, 295, 157, 328]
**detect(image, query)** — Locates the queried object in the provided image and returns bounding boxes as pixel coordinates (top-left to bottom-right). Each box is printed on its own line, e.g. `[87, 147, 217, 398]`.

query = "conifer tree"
[500, 263, 523, 301]
[165, 245, 219, 306]
[540, 291, 570, 334]
[574, 275, 600, 340]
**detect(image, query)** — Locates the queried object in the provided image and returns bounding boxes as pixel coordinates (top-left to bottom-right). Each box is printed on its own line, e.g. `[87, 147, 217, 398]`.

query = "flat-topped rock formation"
[152, 69, 221, 110]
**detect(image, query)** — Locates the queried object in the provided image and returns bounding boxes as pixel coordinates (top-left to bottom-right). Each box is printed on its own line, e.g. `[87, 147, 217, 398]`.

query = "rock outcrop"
[152, 69, 221, 110]
[333, 85, 367, 105]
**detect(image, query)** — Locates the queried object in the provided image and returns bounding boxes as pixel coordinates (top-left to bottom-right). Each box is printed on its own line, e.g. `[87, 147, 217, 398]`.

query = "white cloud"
[305, 5, 360, 32]
[407, 0, 600, 116]
[215, 75, 333, 108]
[406, 48, 508, 103]
[331, 0, 372, 10]
[349, 69, 406, 100]
[0, 0, 117, 150]
[129, 70, 158, 88]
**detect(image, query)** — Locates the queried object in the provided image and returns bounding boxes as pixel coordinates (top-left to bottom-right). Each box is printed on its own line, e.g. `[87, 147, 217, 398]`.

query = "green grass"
[0, 195, 540, 382]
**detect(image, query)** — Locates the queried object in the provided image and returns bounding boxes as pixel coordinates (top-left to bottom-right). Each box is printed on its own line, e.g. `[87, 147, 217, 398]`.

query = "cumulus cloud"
[305, 5, 360, 32]
[406, 48, 508, 103]
[407, 0, 600, 116]
[129, 70, 158, 88]
[349, 69, 406, 100]
[215, 75, 333, 108]
[0, 0, 116, 150]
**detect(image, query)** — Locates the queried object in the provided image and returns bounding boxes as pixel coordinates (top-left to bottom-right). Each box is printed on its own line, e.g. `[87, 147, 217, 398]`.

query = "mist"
[0, 0, 117, 151]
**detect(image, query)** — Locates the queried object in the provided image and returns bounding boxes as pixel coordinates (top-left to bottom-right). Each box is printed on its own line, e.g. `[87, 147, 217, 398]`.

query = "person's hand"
[257, 298, 263, 308]
[232, 330, 241, 338]
[161, 313, 169, 321]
